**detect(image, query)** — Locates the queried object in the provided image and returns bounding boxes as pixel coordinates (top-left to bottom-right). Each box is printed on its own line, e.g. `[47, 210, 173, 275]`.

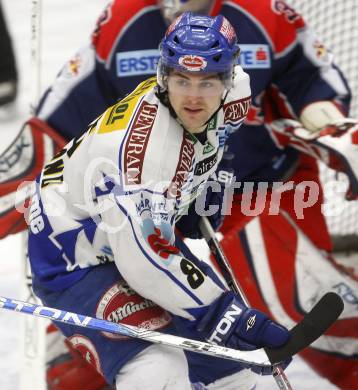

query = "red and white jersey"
[35, 0, 351, 183]
[29, 69, 251, 318]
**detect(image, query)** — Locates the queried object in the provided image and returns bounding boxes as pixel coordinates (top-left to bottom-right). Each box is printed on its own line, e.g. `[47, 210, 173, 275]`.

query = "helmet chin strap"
[202, 89, 230, 127]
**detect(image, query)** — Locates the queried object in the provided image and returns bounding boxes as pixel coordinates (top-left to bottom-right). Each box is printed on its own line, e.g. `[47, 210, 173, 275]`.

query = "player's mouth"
[183, 107, 204, 114]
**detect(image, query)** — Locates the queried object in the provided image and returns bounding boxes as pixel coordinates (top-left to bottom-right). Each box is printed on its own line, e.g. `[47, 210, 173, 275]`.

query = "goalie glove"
[0, 117, 65, 238]
[269, 118, 358, 199]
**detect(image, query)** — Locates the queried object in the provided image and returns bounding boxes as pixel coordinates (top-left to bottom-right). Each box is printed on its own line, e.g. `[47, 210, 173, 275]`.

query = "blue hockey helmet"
[157, 12, 240, 90]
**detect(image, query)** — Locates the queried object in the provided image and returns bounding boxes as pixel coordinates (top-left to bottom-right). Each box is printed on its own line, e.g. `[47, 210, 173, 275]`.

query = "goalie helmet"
[157, 12, 240, 90]
[157, 0, 214, 24]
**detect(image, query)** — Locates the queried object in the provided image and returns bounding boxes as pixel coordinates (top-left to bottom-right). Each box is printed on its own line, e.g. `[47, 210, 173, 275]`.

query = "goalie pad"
[220, 213, 358, 389]
[216, 154, 358, 388]
[220, 212, 358, 389]
[46, 324, 109, 390]
[268, 117, 358, 198]
[0, 117, 65, 238]
[218, 159, 358, 390]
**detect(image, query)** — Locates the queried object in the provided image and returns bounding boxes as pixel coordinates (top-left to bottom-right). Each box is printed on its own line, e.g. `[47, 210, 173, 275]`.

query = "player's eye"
[176, 78, 189, 87]
[199, 81, 214, 89]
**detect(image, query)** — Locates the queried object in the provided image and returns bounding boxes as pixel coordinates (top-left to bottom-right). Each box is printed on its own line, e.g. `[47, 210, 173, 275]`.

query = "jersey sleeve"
[35, 43, 117, 141]
[35, 0, 130, 141]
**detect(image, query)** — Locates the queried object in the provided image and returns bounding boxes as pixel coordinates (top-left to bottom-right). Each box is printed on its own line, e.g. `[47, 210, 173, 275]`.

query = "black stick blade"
[265, 292, 344, 364]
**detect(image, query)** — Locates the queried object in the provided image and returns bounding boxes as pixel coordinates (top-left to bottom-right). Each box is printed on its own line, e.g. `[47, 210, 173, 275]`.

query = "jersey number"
[180, 259, 205, 289]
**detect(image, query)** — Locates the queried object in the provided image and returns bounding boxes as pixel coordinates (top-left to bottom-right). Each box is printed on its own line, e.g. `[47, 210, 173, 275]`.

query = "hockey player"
[27, 13, 290, 390]
[1, 0, 357, 388]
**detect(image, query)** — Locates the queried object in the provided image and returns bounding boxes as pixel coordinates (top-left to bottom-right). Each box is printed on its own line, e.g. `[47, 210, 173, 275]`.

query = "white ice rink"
[0, 1, 339, 389]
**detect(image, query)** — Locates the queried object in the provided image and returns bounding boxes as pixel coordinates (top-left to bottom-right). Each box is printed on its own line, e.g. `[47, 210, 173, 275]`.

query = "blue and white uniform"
[29, 70, 253, 386]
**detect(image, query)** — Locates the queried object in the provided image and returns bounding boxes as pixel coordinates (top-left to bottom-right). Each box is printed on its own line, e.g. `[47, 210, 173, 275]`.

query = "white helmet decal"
[178, 55, 208, 71]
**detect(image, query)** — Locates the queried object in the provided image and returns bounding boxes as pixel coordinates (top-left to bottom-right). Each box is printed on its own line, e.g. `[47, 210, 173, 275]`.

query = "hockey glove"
[198, 292, 290, 351]
[269, 118, 358, 199]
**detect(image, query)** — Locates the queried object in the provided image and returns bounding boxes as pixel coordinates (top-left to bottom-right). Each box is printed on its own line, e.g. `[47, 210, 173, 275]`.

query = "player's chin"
[181, 112, 207, 129]
[183, 120, 206, 134]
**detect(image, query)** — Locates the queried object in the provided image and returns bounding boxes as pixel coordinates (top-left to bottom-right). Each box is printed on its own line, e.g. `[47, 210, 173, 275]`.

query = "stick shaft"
[199, 217, 293, 390]
[0, 295, 271, 367]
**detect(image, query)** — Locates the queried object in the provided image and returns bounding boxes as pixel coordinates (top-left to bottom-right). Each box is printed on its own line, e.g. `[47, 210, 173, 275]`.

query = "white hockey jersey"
[28, 67, 251, 319]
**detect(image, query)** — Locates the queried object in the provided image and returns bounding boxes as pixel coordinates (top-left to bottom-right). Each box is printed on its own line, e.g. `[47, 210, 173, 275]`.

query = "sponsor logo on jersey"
[203, 142, 215, 154]
[220, 17, 236, 44]
[116, 44, 271, 76]
[179, 55, 207, 71]
[116, 49, 160, 77]
[124, 101, 157, 185]
[0, 126, 33, 179]
[96, 280, 171, 339]
[207, 115, 218, 131]
[313, 40, 329, 62]
[272, 0, 302, 23]
[147, 227, 180, 259]
[69, 57, 81, 76]
[223, 96, 251, 126]
[210, 169, 234, 185]
[68, 334, 103, 374]
[167, 132, 195, 198]
[98, 77, 157, 134]
[28, 193, 45, 234]
[136, 194, 171, 224]
[65, 55, 81, 76]
[194, 153, 218, 176]
[238, 45, 271, 69]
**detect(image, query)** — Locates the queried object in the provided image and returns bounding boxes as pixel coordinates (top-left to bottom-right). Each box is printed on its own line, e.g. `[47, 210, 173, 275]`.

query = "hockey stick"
[0, 295, 271, 367]
[199, 216, 344, 389]
[0, 293, 343, 369]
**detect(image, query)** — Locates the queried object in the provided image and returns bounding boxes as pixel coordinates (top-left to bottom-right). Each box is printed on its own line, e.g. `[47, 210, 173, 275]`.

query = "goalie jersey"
[36, 0, 351, 184]
[28, 69, 251, 318]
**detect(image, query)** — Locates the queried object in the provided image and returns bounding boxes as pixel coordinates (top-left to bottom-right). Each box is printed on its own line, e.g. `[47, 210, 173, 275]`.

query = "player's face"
[167, 71, 224, 134]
